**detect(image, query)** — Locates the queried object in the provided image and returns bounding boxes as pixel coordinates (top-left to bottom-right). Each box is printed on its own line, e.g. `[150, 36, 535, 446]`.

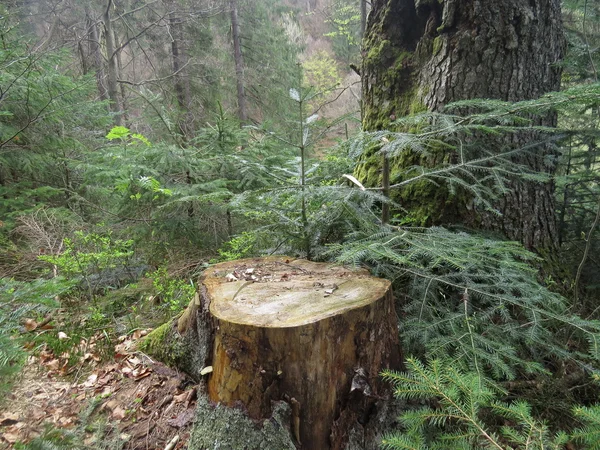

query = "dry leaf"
[119, 433, 131, 442]
[132, 369, 151, 381]
[57, 331, 69, 340]
[173, 392, 187, 403]
[225, 273, 238, 282]
[24, 318, 38, 331]
[104, 400, 119, 411]
[0, 413, 19, 425]
[45, 359, 60, 371]
[83, 373, 98, 387]
[167, 408, 194, 428]
[1, 431, 19, 444]
[128, 356, 141, 366]
[111, 406, 126, 420]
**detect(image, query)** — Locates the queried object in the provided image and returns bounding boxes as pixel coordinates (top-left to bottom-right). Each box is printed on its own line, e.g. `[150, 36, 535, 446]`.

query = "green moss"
[137, 320, 185, 367]
[393, 51, 412, 70]
[409, 98, 428, 115]
[354, 145, 383, 188]
[365, 39, 392, 67]
[432, 36, 443, 56]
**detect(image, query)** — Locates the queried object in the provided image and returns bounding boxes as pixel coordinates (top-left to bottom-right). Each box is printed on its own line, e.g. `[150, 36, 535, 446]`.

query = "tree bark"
[169, 5, 194, 138]
[230, 0, 247, 123]
[360, 0, 367, 39]
[86, 7, 108, 102]
[104, 0, 122, 125]
[113, 29, 129, 126]
[161, 257, 401, 450]
[361, 0, 564, 254]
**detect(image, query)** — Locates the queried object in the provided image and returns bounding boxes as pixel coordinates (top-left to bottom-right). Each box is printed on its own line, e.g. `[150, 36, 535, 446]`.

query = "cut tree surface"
[203, 257, 401, 450]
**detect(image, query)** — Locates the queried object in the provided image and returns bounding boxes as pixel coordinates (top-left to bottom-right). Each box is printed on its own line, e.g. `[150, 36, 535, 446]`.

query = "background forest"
[1, 0, 600, 449]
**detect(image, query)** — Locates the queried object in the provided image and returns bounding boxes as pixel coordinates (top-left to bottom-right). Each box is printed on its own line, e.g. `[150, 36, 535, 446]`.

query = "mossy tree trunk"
[361, 0, 564, 254]
[145, 257, 401, 450]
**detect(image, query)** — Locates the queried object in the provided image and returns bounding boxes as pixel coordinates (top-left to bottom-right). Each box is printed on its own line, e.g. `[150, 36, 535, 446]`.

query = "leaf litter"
[0, 329, 197, 449]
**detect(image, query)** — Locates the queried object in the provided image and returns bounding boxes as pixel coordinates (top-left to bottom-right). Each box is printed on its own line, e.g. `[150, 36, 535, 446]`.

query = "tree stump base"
[203, 257, 401, 450]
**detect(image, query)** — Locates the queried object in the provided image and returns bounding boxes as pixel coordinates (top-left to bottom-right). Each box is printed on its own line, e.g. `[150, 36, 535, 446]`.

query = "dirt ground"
[0, 330, 197, 450]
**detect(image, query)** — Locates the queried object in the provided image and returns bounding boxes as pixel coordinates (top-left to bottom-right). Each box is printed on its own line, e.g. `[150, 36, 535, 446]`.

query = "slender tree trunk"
[361, 0, 565, 254]
[104, 0, 122, 125]
[86, 8, 109, 102]
[169, 7, 194, 138]
[226, 0, 247, 233]
[113, 29, 129, 125]
[230, 0, 247, 123]
[78, 39, 88, 75]
[360, 0, 367, 39]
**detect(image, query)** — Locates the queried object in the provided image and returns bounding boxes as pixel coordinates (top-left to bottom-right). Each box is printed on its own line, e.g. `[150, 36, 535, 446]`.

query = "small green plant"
[106, 125, 150, 147]
[38, 230, 136, 301]
[215, 232, 257, 262]
[14, 424, 79, 450]
[147, 267, 195, 314]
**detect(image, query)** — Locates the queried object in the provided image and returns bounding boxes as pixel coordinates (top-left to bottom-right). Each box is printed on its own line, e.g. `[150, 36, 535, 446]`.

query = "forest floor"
[0, 330, 196, 450]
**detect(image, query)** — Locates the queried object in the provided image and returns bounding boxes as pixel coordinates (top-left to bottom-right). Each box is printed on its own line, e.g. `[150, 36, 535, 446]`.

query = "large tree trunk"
[361, 0, 564, 254]
[143, 257, 401, 450]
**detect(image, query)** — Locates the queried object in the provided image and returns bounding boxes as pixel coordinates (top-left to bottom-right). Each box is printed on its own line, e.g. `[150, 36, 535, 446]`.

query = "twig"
[164, 435, 180, 450]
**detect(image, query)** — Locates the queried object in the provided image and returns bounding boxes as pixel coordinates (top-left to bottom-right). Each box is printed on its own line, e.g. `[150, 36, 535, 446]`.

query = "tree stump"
[203, 257, 401, 450]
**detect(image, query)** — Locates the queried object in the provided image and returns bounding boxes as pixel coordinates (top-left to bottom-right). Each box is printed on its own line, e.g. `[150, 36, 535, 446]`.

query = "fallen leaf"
[0, 413, 19, 425]
[1, 431, 19, 444]
[167, 408, 194, 428]
[45, 359, 60, 371]
[119, 433, 131, 442]
[225, 273, 238, 282]
[83, 373, 98, 387]
[111, 406, 126, 420]
[24, 318, 38, 331]
[128, 356, 141, 366]
[58, 331, 69, 340]
[132, 368, 151, 381]
[104, 400, 119, 411]
[173, 392, 187, 403]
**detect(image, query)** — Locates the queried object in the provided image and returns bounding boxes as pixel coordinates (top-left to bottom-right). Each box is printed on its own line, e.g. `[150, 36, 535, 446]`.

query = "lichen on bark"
[187, 396, 297, 450]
